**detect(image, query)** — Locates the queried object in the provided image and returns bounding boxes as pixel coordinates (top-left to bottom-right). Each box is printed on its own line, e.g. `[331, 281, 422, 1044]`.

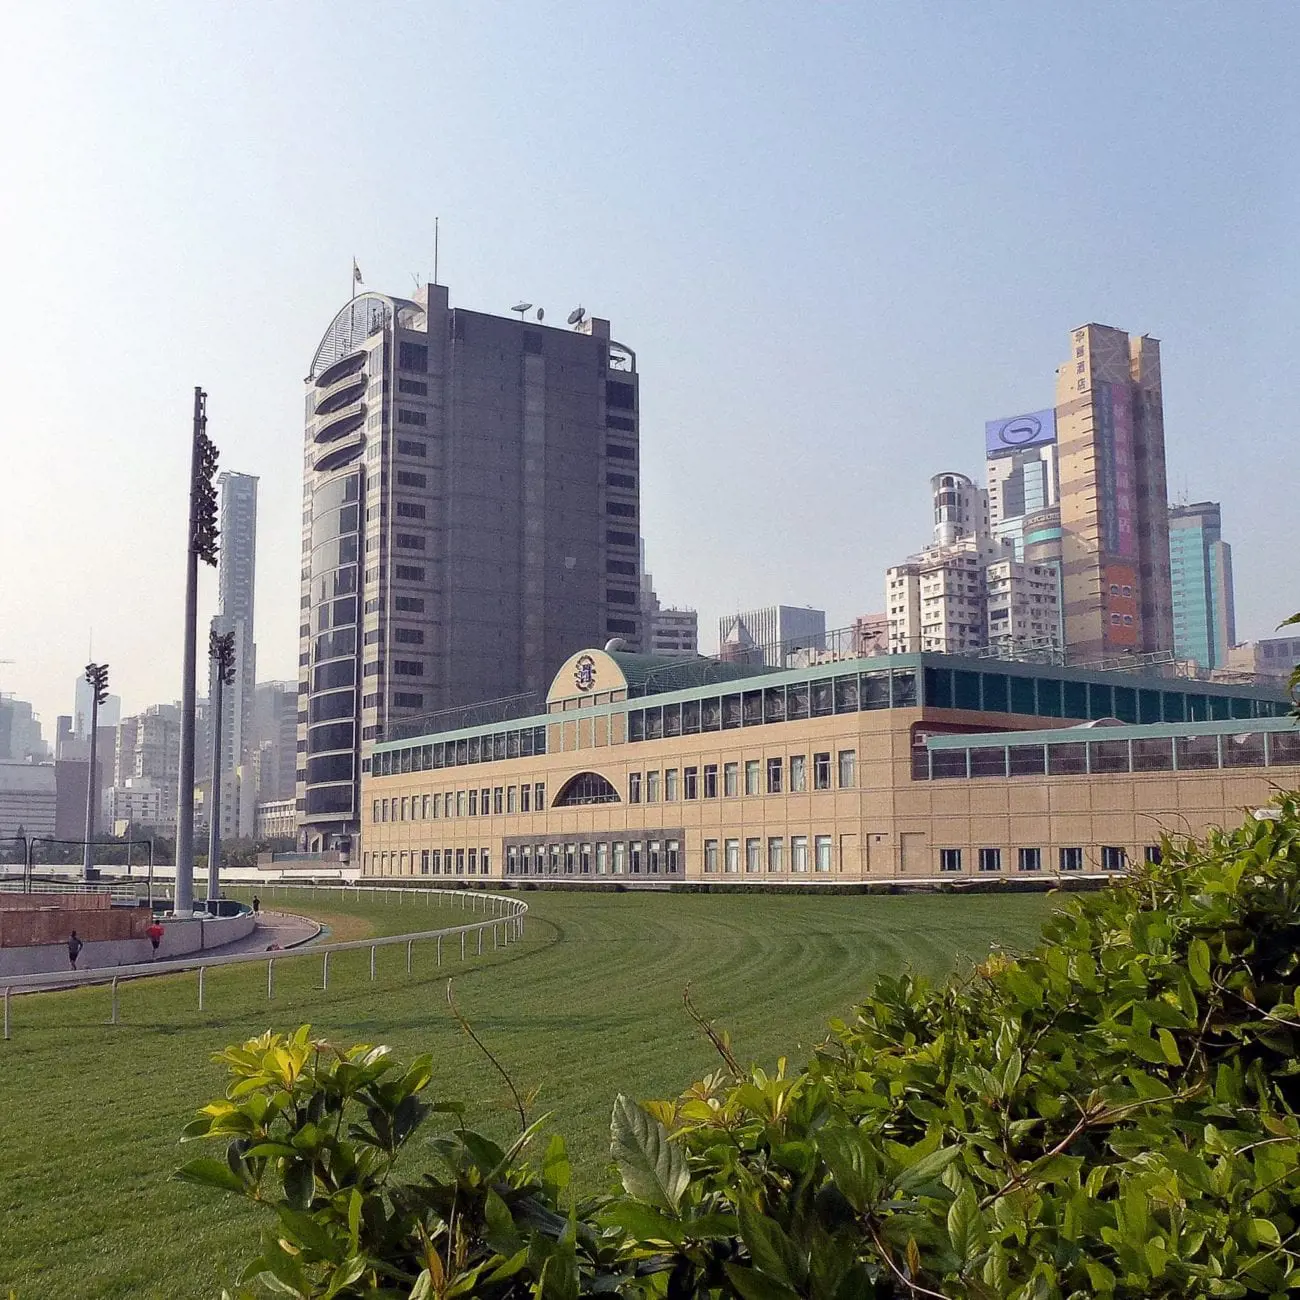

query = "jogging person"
[147, 920, 164, 958]
[67, 931, 83, 970]
[252, 895, 261, 915]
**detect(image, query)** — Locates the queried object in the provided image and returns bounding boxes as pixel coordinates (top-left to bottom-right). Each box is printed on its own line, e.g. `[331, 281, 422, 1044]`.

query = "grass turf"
[0, 887, 1052, 1298]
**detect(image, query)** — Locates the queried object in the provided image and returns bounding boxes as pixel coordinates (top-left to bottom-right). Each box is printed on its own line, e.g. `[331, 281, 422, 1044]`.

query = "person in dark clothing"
[68, 931, 83, 970]
[252, 895, 261, 915]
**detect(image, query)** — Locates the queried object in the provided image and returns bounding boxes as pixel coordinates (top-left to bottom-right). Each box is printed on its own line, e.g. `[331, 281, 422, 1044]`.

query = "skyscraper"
[1169, 501, 1235, 669]
[209, 471, 258, 837]
[299, 284, 641, 852]
[1054, 324, 1173, 661]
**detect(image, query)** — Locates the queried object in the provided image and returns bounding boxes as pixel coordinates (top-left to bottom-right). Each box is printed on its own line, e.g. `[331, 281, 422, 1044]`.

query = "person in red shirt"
[147, 921, 164, 959]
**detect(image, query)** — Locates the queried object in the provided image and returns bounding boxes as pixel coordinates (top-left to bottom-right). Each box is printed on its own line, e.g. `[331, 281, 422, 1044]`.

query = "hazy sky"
[2, 2, 1298, 737]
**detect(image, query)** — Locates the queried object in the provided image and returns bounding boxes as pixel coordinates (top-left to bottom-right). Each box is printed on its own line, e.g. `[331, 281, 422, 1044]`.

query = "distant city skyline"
[3, 4, 1298, 735]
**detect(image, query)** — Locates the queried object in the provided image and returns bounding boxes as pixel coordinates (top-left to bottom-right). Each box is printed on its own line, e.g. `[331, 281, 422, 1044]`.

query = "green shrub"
[180, 793, 1300, 1297]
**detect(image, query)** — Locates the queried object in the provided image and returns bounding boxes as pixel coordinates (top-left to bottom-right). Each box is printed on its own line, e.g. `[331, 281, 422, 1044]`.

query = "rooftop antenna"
[411, 272, 422, 293]
[567, 305, 586, 329]
[433, 217, 439, 286]
[512, 302, 533, 322]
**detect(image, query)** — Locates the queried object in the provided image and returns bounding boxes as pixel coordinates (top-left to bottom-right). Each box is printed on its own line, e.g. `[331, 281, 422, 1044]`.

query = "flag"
[353, 259, 363, 283]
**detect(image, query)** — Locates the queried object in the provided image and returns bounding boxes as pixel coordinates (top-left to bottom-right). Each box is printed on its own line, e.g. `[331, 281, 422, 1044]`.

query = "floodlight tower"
[81, 661, 109, 880]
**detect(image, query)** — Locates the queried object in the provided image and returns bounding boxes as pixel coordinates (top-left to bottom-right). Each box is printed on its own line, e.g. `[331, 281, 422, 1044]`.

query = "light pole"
[206, 627, 236, 911]
[175, 388, 218, 915]
[82, 662, 109, 881]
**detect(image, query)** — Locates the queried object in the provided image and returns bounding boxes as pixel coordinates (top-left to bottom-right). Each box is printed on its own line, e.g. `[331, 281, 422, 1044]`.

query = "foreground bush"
[181, 794, 1300, 1298]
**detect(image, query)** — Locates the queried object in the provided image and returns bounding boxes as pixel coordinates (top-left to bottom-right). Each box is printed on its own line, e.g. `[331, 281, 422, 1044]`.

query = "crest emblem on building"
[573, 654, 597, 692]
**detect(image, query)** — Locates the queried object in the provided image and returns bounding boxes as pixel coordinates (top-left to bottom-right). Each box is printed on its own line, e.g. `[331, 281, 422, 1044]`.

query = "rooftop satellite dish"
[536, 307, 544, 321]
[604, 637, 628, 653]
[512, 302, 532, 321]
[567, 306, 586, 326]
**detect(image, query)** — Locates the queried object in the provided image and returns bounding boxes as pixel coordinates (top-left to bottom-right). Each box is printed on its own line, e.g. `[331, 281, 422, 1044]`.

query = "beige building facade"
[362, 648, 1296, 885]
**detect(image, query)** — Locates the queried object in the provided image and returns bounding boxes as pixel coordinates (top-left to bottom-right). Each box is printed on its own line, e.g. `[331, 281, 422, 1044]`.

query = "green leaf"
[817, 1126, 877, 1213]
[1254, 1218, 1282, 1247]
[609, 1094, 688, 1212]
[738, 1198, 805, 1289]
[542, 1133, 571, 1202]
[947, 1185, 985, 1264]
[600, 1200, 686, 1245]
[175, 1158, 249, 1196]
[1188, 938, 1212, 990]
[281, 1160, 314, 1211]
[723, 1264, 802, 1300]
[1156, 1028, 1183, 1066]
[893, 1145, 961, 1193]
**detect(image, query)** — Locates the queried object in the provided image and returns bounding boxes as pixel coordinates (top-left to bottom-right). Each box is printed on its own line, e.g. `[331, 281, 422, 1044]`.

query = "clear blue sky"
[2, 2, 1297, 733]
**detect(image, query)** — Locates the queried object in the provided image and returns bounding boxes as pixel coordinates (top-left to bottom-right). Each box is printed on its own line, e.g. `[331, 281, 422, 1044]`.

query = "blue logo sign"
[985, 408, 1057, 456]
[573, 654, 597, 692]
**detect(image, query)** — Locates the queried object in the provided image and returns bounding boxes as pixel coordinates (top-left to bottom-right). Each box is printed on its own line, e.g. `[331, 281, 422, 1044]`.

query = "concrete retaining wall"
[0, 911, 256, 977]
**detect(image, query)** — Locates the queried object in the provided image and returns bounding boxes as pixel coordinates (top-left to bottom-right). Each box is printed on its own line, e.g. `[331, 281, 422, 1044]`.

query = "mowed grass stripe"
[0, 889, 1051, 1300]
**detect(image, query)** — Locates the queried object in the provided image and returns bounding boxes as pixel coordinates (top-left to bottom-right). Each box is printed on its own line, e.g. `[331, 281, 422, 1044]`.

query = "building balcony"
[314, 350, 366, 390]
[314, 400, 366, 444]
[314, 371, 368, 416]
[313, 433, 365, 474]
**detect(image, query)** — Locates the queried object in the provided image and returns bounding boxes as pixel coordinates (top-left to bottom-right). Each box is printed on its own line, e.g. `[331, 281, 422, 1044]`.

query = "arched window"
[552, 772, 621, 807]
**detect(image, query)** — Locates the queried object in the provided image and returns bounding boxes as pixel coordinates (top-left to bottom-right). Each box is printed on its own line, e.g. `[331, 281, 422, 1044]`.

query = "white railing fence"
[1, 886, 528, 1041]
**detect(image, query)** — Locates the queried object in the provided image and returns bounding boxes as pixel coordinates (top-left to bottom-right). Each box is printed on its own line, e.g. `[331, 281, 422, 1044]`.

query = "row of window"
[626, 670, 916, 740]
[505, 839, 680, 876]
[703, 834, 835, 873]
[363, 846, 491, 876]
[915, 729, 1300, 781]
[628, 751, 856, 802]
[923, 667, 1284, 723]
[374, 783, 547, 823]
[938, 845, 1149, 873]
[373, 727, 549, 776]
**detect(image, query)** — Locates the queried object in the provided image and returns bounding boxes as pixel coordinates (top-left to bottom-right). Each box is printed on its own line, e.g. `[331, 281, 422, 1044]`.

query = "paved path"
[201, 910, 321, 956]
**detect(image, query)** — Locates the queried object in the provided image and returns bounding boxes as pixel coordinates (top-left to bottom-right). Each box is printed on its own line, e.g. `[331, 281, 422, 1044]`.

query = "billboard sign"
[985, 408, 1057, 456]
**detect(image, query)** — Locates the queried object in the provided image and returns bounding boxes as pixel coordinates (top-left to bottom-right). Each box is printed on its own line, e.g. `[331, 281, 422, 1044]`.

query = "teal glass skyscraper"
[1169, 502, 1235, 669]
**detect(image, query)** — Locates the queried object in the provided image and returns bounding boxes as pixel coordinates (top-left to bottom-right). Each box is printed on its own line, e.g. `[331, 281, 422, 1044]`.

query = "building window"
[746, 838, 761, 873]
[1059, 847, 1083, 871]
[1102, 846, 1127, 871]
[596, 842, 608, 874]
[703, 764, 718, 798]
[397, 409, 427, 426]
[535, 782, 545, 809]
[838, 750, 856, 788]
[493, 787, 503, 815]
[815, 835, 833, 872]
[665, 768, 678, 801]
[1144, 845, 1162, 865]
[456, 791, 467, 817]
[724, 839, 740, 873]
[666, 840, 680, 873]
[724, 762, 739, 797]
[613, 842, 626, 874]
[813, 752, 831, 790]
[507, 786, 517, 813]
[704, 839, 718, 874]
[744, 759, 760, 795]
[564, 844, 576, 875]
[468, 789, 478, 816]
[646, 770, 660, 802]
[791, 835, 809, 873]
[768, 837, 784, 873]
[789, 755, 806, 792]
[1018, 847, 1041, 872]
[978, 848, 1002, 873]
[372, 799, 380, 823]
[520, 784, 531, 813]
[396, 440, 426, 457]
[766, 757, 783, 794]
[628, 772, 642, 803]
[940, 848, 962, 873]
[455, 848, 465, 875]
[629, 841, 643, 874]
